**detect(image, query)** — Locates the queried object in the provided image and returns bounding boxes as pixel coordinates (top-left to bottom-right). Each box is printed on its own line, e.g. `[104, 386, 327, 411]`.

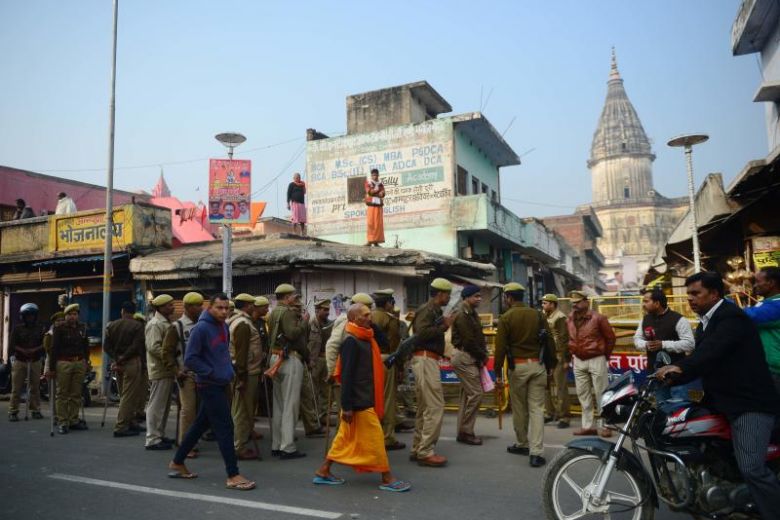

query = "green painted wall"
[454, 129, 500, 198]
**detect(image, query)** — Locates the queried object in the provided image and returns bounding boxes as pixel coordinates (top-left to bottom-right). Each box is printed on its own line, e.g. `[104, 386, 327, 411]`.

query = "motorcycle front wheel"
[542, 448, 653, 520]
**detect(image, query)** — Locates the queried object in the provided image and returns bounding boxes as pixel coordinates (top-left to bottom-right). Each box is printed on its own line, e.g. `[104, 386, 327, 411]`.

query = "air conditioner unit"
[461, 246, 473, 259]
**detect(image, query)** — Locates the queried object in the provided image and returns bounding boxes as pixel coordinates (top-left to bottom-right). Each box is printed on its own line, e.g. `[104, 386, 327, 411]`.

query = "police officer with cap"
[8, 303, 47, 421]
[161, 292, 203, 451]
[495, 282, 554, 468]
[145, 294, 175, 449]
[409, 278, 453, 467]
[301, 298, 331, 437]
[229, 293, 264, 459]
[542, 294, 571, 429]
[268, 283, 309, 459]
[105, 301, 146, 437]
[52, 303, 90, 433]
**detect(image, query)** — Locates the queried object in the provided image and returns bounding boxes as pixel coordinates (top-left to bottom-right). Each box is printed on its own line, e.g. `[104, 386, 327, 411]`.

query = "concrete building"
[305, 81, 581, 302]
[580, 51, 687, 290]
[542, 211, 607, 293]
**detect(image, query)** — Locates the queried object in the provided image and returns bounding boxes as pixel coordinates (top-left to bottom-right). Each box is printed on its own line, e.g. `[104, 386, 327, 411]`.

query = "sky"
[0, 1, 767, 219]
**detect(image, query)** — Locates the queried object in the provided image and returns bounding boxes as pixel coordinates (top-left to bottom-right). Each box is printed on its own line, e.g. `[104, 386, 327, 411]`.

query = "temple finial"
[610, 46, 621, 80]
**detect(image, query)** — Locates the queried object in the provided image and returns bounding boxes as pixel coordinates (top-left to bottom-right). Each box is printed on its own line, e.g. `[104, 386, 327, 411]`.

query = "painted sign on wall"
[305, 119, 454, 235]
[753, 236, 780, 268]
[49, 207, 131, 252]
[208, 159, 251, 224]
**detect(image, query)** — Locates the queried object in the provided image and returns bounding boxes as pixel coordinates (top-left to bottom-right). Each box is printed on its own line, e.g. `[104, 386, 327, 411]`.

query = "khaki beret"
[373, 288, 394, 296]
[183, 292, 204, 305]
[151, 294, 173, 307]
[393, 307, 400, 314]
[64, 303, 80, 314]
[50, 311, 65, 322]
[133, 312, 146, 322]
[228, 301, 235, 310]
[254, 296, 270, 307]
[315, 299, 331, 309]
[274, 283, 297, 295]
[350, 293, 374, 305]
[503, 282, 526, 293]
[570, 290, 587, 303]
[234, 293, 255, 304]
[430, 278, 453, 291]
[542, 294, 558, 303]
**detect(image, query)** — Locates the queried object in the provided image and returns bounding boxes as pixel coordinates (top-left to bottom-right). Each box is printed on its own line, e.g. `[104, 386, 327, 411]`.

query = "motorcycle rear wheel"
[542, 448, 653, 520]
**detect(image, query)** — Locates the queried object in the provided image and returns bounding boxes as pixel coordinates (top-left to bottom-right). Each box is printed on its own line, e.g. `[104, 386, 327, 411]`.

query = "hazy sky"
[0, 1, 766, 219]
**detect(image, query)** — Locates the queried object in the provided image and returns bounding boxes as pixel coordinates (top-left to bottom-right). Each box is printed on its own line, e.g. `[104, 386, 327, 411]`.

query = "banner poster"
[208, 159, 251, 224]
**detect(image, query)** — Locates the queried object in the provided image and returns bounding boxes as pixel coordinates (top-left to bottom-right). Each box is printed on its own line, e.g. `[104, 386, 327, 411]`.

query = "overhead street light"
[215, 132, 246, 297]
[667, 133, 709, 274]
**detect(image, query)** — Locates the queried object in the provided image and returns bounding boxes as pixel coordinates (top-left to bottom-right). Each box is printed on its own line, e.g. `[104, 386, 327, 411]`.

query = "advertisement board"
[208, 159, 251, 224]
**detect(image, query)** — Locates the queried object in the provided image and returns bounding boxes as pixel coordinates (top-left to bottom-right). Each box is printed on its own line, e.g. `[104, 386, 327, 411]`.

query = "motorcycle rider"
[8, 303, 47, 421]
[656, 271, 780, 520]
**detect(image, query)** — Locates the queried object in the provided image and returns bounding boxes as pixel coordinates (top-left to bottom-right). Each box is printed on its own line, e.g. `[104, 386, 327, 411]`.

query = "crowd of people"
[5, 267, 780, 506]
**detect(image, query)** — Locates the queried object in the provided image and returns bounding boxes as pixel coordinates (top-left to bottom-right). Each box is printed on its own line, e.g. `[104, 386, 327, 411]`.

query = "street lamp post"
[667, 134, 709, 274]
[214, 132, 246, 298]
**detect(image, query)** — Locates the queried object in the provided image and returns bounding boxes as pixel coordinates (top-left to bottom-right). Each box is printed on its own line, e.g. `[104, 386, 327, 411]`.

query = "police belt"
[513, 357, 540, 364]
[271, 349, 302, 360]
[413, 350, 441, 361]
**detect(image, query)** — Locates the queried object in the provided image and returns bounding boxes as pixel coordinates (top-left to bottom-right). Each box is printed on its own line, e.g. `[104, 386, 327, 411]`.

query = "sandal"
[379, 480, 411, 492]
[167, 464, 197, 479]
[312, 474, 345, 486]
[226, 480, 256, 491]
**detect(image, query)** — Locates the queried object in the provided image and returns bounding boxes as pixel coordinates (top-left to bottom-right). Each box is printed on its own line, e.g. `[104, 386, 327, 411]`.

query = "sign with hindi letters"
[752, 236, 780, 269]
[49, 207, 132, 253]
[208, 159, 252, 224]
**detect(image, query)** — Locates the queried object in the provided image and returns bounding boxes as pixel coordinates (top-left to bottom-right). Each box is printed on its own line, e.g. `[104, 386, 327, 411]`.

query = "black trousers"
[729, 412, 780, 520]
[173, 384, 238, 478]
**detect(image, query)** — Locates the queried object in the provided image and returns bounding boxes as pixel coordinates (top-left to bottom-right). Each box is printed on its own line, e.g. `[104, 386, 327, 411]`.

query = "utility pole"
[215, 132, 246, 298]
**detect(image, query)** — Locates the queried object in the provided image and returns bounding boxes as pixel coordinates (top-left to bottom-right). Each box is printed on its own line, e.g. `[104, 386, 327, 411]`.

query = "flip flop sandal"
[312, 475, 345, 486]
[226, 480, 256, 491]
[186, 451, 199, 459]
[379, 480, 411, 493]
[167, 470, 197, 479]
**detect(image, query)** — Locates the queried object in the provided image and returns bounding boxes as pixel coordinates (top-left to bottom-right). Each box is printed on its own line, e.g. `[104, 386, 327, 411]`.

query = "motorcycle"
[542, 352, 780, 519]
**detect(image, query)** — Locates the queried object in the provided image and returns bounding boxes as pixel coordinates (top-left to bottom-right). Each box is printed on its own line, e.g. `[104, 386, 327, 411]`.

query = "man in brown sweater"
[566, 290, 616, 438]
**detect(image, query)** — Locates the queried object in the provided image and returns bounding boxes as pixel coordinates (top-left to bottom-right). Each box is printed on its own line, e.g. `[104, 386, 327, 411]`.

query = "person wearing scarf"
[287, 172, 307, 236]
[364, 168, 385, 247]
[313, 303, 411, 492]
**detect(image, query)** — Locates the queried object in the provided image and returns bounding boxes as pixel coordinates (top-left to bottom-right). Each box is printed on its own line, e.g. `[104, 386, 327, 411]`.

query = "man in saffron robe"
[313, 303, 410, 492]
[365, 168, 385, 247]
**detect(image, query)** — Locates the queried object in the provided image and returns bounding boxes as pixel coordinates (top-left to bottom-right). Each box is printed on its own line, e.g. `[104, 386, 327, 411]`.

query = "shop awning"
[32, 253, 127, 268]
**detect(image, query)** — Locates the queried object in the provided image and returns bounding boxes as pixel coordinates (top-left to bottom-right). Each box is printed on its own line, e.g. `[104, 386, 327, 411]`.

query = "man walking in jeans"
[168, 293, 255, 491]
[567, 290, 615, 438]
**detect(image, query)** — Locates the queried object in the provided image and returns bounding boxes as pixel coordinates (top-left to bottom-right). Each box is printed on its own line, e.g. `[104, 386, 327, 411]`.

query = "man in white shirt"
[633, 289, 695, 411]
[55, 192, 77, 215]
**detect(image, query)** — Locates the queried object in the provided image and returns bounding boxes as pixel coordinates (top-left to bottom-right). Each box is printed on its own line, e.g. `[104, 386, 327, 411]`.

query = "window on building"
[624, 186, 630, 199]
[456, 166, 468, 196]
[481, 183, 488, 194]
[471, 176, 480, 195]
[491, 189, 498, 204]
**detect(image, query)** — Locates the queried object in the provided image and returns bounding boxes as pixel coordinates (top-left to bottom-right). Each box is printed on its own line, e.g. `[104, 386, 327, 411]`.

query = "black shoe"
[543, 416, 554, 424]
[113, 429, 140, 438]
[529, 455, 546, 467]
[70, 422, 88, 431]
[162, 437, 176, 444]
[32, 411, 44, 420]
[305, 428, 326, 438]
[557, 420, 570, 429]
[271, 450, 282, 457]
[145, 442, 172, 451]
[58, 425, 69, 434]
[507, 444, 529, 455]
[385, 441, 406, 451]
[279, 450, 306, 460]
[8, 414, 19, 422]
[129, 423, 146, 432]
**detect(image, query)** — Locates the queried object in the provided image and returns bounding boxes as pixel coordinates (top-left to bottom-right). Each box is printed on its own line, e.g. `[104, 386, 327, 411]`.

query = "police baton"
[24, 361, 31, 421]
[50, 376, 56, 437]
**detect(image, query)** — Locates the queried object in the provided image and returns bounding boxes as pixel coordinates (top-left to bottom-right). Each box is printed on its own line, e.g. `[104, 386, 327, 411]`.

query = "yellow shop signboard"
[49, 207, 133, 253]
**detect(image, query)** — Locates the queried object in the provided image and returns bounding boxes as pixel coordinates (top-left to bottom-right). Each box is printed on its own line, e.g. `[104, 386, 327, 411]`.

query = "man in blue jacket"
[167, 293, 255, 491]
[745, 266, 780, 395]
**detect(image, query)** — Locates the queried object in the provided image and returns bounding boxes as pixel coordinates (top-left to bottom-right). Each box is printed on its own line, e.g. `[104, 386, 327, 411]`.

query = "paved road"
[0, 399, 687, 520]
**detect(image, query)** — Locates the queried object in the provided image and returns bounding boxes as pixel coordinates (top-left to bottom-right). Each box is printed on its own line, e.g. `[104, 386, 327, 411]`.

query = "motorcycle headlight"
[600, 390, 615, 408]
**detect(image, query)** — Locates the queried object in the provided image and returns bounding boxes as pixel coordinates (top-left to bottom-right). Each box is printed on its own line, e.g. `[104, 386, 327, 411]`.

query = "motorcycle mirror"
[654, 351, 672, 369]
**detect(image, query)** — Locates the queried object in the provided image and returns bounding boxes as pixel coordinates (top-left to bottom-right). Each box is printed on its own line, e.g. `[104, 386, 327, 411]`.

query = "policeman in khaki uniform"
[371, 289, 406, 450]
[160, 292, 203, 452]
[300, 299, 331, 437]
[450, 285, 488, 445]
[8, 303, 47, 421]
[104, 301, 146, 437]
[145, 294, 175, 450]
[51, 303, 90, 434]
[495, 282, 553, 468]
[410, 278, 453, 467]
[542, 294, 571, 429]
[229, 293, 264, 460]
[252, 296, 271, 422]
[268, 283, 309, 459]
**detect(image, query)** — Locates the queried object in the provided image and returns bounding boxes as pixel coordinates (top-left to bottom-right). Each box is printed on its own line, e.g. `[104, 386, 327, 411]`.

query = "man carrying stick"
[313, 303, 411, 492]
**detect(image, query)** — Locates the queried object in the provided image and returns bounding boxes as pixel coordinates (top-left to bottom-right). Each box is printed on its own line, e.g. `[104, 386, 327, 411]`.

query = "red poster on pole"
[208, 159, 251, 224]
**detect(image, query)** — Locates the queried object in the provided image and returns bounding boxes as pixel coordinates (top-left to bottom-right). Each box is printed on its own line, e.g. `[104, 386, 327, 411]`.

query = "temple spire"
[152, 168, 171, 198]
[610, 46, 621, 80]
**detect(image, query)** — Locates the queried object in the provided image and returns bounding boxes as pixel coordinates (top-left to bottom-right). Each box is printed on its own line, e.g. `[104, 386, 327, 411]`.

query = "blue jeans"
[173, 384, 238, 477]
